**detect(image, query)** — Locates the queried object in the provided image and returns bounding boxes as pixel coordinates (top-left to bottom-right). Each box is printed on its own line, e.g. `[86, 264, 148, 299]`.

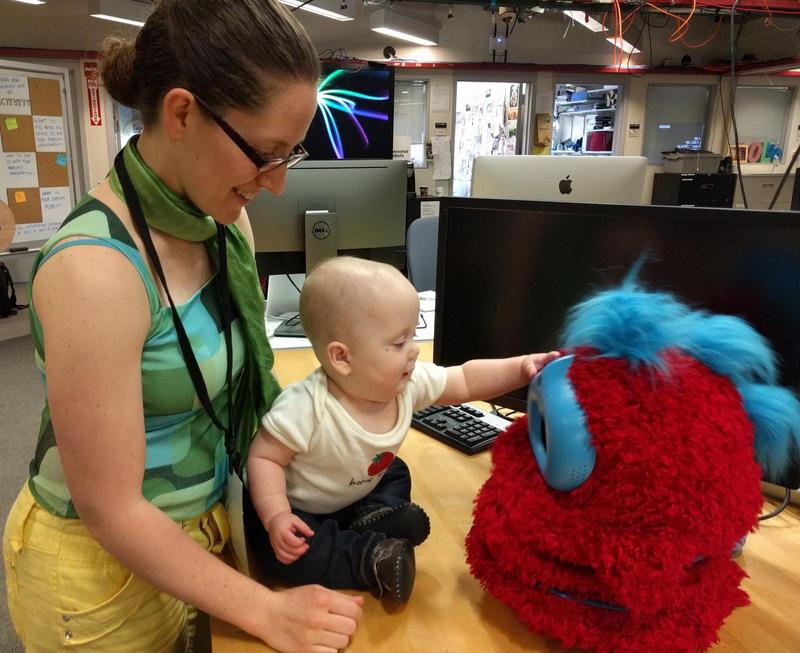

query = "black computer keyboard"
[411, 404, 513, 454]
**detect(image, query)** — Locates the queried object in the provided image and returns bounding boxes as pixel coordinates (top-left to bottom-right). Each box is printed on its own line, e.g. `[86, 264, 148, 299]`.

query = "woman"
[2, 1, 363, 651]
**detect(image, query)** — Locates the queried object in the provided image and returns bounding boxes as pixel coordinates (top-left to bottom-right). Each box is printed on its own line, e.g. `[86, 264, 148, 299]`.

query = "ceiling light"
[279, 0, 355, 22]
[564, 10, 607, 33]
[606, 37, 641, 54]
[10, 0, 46, 5]
[370, 9, 440, 47]
[88, 0, 152, 27]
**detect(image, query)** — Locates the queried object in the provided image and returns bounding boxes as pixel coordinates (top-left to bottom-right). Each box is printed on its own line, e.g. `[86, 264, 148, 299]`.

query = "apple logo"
[559, 175, 573, 195]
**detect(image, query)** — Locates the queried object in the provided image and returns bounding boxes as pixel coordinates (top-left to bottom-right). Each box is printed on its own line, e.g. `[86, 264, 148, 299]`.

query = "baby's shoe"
[350, 502, 431, 546]
[368, 537, 415, 603]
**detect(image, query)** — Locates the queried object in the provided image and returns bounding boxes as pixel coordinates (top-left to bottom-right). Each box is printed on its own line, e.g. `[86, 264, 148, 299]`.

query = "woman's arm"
[34, 245, 361, 653]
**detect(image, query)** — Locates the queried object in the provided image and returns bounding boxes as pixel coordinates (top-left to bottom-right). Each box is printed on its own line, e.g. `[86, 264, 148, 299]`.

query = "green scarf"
[109, 137, 280, 479]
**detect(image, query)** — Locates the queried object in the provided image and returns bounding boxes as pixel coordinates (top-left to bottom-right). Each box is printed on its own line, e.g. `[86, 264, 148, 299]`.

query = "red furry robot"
[466, 278, 800, 653]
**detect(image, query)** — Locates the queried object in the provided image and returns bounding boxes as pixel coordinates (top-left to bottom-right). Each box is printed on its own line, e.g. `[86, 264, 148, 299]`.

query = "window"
[733, 86, 793, 163]
[643, 85, 712, 164]
[394, 80, 428, 168]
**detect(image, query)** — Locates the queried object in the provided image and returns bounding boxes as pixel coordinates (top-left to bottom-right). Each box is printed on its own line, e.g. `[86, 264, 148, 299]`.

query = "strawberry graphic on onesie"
[368, 452, 395, 476]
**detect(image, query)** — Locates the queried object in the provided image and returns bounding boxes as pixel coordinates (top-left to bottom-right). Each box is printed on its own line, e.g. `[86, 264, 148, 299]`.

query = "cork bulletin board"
[0, 60, 78, 246]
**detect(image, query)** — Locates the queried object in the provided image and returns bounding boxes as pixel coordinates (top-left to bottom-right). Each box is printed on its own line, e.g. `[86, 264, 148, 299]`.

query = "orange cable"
[680, 14, 723, 48]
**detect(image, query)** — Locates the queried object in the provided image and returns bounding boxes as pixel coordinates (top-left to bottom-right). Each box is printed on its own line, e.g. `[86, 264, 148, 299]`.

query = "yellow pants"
[3, 484, 230, 652]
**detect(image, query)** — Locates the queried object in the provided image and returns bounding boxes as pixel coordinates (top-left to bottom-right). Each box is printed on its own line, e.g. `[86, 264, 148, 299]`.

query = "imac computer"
[470, 155, 648, 205]
[433, 197, 800, 488]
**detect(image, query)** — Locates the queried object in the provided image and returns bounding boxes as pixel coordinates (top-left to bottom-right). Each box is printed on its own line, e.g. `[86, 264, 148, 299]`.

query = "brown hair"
[100, 0, 320, 125]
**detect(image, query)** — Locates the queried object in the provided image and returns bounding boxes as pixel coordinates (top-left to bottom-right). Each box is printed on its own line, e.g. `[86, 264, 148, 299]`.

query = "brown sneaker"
[350, 503, 431, 546]
[368, 537, 415, 603]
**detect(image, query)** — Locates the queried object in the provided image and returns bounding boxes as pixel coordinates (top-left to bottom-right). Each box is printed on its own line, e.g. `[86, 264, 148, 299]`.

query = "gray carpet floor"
[0, 334, 41, 653]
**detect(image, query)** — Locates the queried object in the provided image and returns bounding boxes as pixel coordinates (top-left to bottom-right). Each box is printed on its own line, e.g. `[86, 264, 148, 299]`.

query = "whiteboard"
[0, 59, 79, 247]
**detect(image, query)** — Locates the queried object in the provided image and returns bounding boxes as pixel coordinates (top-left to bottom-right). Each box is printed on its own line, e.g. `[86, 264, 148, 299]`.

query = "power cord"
[729, 1, 749, 208]
[758, 487, 793, 521]
[489, 403, 518, 420]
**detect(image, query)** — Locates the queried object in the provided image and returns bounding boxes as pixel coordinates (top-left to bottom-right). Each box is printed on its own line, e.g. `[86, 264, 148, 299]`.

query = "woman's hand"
[257, 585, 364, 653]
[268, 512, 314, 564]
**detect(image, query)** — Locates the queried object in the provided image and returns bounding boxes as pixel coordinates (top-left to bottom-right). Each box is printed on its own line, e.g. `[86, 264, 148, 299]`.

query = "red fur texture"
[466, 349, 764, 653]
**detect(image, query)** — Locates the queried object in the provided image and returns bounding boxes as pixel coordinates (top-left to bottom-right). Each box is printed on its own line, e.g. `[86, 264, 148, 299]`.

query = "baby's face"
[344, 283, 420, 403]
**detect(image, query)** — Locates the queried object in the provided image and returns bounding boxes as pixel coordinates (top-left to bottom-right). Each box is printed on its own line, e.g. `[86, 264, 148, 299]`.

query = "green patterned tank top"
[27, 197, 246, 520]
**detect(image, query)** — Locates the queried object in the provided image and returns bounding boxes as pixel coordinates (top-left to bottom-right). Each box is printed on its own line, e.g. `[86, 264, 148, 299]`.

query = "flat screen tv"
[302, 61, 395, 161]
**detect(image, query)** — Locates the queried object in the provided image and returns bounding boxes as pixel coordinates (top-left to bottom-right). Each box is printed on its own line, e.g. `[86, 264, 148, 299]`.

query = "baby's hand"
[521, 351, 560, 379]
[267, 512, 314, 564]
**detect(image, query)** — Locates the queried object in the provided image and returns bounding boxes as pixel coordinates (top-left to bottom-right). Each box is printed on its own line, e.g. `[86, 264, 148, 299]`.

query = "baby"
[244, 257, 558, 602]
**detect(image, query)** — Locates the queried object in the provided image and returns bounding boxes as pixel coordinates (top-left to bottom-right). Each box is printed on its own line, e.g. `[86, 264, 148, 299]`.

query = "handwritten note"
[5, 117, 18, 130]
[14, 190, 27, 204]
[56, 154, 67, 167]
[40, 187, 71, 222]
[0, 75, 32, 115]
[432, 136, 452, 180]
[2, 152, 38, 187]
[33, 116, 66, 152]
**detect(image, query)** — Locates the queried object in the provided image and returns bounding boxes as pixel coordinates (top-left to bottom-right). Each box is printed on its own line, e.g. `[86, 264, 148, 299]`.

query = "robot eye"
[527, 355, 596, 491]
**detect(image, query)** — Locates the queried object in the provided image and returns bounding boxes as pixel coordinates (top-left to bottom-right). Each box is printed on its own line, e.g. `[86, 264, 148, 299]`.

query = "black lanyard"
[113, 151, 235, 461]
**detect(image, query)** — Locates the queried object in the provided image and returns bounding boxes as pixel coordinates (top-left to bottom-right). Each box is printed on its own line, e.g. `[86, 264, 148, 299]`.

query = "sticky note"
[14, 190, 27, 203]
[5, 117, 18, 130]
[56, 154, 67, 167]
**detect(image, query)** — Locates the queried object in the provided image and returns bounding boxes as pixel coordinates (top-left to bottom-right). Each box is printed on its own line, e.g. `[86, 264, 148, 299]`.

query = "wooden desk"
[212, 345, 800, 653]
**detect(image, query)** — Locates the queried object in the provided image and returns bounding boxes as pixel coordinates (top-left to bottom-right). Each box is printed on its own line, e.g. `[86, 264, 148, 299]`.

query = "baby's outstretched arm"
[247, 428, 314, 564]
[437, 351, 560, 407]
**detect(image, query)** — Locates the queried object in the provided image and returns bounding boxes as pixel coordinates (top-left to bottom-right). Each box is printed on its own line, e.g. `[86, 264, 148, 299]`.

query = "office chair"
[406, 216, 438, 292]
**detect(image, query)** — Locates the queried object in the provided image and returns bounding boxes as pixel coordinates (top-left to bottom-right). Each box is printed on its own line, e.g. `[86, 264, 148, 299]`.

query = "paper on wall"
[34, 116, 66, 152]
[1, 152, 38, 188]
[432, 136, 451, 180]
[393, 135, 411, 161]
[420, 200, 440, 218]
[430, 79, 451, 114]
[0, 75, 32, 115]
[40, 187, 71, 222]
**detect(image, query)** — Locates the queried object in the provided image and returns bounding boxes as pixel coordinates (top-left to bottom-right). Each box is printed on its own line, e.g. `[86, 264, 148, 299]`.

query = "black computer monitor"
[433, 197, 800, 487]
[791, 168, 800, 211]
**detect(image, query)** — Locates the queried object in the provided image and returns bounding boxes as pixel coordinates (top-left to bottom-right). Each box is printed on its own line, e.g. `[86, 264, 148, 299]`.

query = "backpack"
[0, 261, 27, 318]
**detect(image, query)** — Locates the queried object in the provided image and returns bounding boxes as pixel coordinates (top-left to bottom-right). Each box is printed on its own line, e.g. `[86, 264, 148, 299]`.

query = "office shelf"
[552, 83, 620, 157]
[555, 107, 616, 116]
[553, 150, 613, 156]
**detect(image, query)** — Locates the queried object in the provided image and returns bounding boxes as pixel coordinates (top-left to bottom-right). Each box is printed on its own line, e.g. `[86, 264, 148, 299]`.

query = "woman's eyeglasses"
[193, 94, 308, 174]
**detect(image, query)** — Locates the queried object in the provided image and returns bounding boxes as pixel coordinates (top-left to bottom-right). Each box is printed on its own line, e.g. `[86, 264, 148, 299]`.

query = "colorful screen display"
[302, 62, 394, 160]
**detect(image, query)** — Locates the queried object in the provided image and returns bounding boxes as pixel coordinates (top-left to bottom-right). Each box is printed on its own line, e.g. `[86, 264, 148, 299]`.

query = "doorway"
[452, 81, 528, 197]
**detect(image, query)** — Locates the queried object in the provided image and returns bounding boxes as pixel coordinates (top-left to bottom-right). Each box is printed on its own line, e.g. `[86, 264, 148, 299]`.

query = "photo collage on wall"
[0, 71, 73, 243]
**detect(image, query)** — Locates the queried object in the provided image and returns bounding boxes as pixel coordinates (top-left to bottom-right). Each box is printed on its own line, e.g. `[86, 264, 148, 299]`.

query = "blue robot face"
[527, 355, 596, 491]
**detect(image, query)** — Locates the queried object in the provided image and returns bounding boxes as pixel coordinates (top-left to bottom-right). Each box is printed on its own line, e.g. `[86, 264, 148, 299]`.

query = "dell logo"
[312, 221, 331, 240]
[559, 175, 573, 195]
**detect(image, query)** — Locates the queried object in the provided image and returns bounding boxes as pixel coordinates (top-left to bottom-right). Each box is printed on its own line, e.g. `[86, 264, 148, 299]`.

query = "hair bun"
[100, 36, 139, 109]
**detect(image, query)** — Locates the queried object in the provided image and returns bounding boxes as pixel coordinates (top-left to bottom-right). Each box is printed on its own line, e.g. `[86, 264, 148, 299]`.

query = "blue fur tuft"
[561, 267, 800, 485]
[562, 279, 780, 387]
[679, 313, 778, 386]
[561, 286, 689, 369]
[738, 383, 800, 482]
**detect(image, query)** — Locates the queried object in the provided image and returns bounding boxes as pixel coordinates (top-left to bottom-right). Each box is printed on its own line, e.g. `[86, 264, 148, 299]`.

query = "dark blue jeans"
[243, 457, 412, 591]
